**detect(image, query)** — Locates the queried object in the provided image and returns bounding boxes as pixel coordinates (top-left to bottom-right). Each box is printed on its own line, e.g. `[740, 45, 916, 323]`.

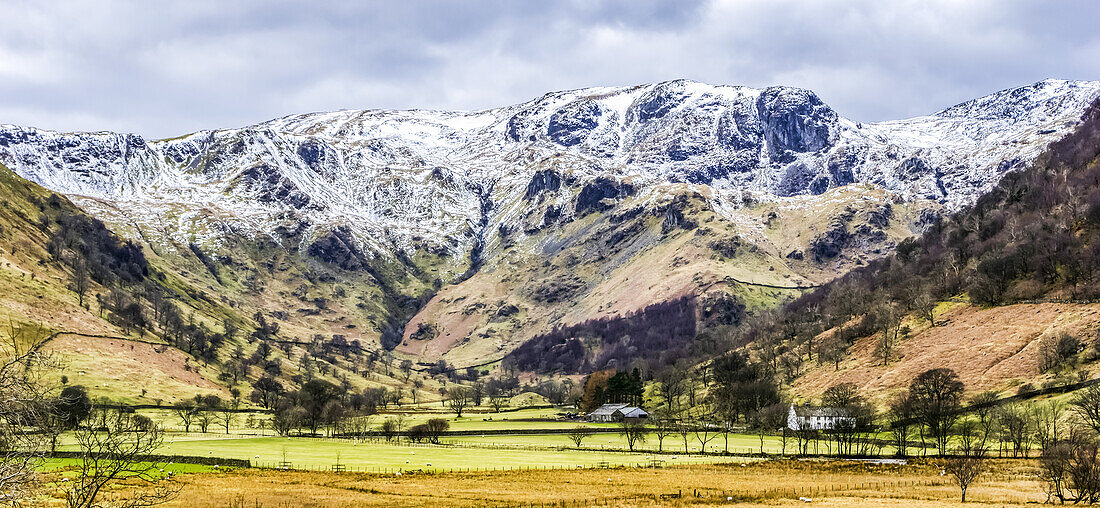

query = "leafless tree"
[446, 387, 470, 417]
[173, 400, 197, 433]
[1032, 400, 1065, 451]
[885, 393, 914, 457]
[423, 418, 449, 444]
[1071, 384, 1100, 435]
[488, 393, 508, 413]
[1037, 424, 1100, 504]
[997, 403, 1034, 458]
[911, 285, 937, 327]
[655, 367, 686, 413]
[567, 425, 593, 448]
[873, 302, 905, 365]
[619, 420, 647, 452]
[651, 412, 675, 452]
[943, 420, 989, 503]
[216, 399, 239, 435]
[750, 403, 788, 455]
[0, 320, 55, 505]
[64, 409, 180, 508]
[70, 256, 91, 307]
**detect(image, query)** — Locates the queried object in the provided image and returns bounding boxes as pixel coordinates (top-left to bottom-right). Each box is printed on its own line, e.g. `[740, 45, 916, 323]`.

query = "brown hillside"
[793, 302, 1100, 402]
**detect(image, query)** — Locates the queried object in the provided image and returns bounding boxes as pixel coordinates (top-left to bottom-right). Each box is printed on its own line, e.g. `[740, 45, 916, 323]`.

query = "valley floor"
[97, 459, 1039, 507]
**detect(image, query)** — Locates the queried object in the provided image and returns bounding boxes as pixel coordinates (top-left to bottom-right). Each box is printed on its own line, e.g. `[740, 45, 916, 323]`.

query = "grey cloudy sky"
[1, 0, 1097, 138]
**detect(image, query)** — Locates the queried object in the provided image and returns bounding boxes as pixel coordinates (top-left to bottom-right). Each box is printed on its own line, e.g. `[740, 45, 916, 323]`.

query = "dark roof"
[588, 403, 629, 417]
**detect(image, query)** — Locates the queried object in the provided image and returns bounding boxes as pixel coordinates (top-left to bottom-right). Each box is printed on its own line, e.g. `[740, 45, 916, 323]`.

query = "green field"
[444, 432, 786, 455]
[132, 436, 746, 472]
[41, 458, 221, 475]
[130, 406, 623, 435]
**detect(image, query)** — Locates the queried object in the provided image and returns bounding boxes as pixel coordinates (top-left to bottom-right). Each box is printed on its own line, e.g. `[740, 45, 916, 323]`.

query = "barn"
[586, 403, 649, 423]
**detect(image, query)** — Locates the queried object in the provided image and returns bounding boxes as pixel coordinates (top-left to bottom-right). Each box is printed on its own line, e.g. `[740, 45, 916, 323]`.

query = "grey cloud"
[0, 0, 1096, 137]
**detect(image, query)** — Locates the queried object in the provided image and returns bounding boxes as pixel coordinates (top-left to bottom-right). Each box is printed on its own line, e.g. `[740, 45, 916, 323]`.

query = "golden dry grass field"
[88, 458, 1044, 507]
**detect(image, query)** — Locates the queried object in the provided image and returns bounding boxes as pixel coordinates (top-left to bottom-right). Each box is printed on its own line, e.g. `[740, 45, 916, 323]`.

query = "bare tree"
[912, 285, 937, 327]
[488, 393, 508, 413]
[567, 425, 593, 448]
[216, 399, 239, 435]
[400, 359, 413, 383]
[620, 420, 647, 452]
[0, 320, 55, 505]
[446, 387, 470, 417]
[1038, 425, 1100, 504]
[943, 420, 989, 503]
[676, 417, 693, 453]
[997, 403, 1034, 458]
[423, 418, 449, 444]
[70, 256, 91, 307]
[1071, 384, 1100, 435]
[873, 302, 905, 365]
[886, 393, 914, 457]
[909, 368, 964, 456]
[750, 403, 788, 455]
[655, 367, 686, 413]
[173, 399, 197, 432]
[64, 409, 180, 508]
[1032, 400, 1065, 451]
[651, 412, 675, 452]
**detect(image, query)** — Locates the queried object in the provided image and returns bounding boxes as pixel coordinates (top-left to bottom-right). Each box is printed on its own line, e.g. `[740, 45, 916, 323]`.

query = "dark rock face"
[786, 250, 804, 260]
[809, 223, 851, 262]
[865, 203, 894, 228]
[491, 303, 520, 322]
[699, 292, 747, 326]
[709, 237, 742, 259]
[547, 101, 602, 147]
[827, 146, 863, 186]
[528, 275, 585, 303]
[716, 108, 763, 151]
[307, 227, 365, 271]
[899, 156, 932, 177]
[525, 169, 562, 199]
[666, 139, 705, 161]
[914, 208, 942, 230]
[659, 195, 698, 233]
[575, 177, 634, 214]
[778, 162, 828, 197]
[756, 87, 836, 156]
[163, 134, 212, 165]
[630, 83, 688, 122]
[240, 164, 312, 209]
[505, 113, 536, 142]
[297, 141, 332, 173]
[543, 205, 563, 225]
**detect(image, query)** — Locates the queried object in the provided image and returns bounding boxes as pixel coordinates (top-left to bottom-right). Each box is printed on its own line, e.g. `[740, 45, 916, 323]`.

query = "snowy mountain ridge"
[1, 78, 1098, 263]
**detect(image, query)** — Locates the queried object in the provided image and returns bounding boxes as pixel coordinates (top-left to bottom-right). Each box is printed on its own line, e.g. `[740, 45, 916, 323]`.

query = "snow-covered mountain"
[1, 79, 1096, 260]
[1, 79, 1098, 361]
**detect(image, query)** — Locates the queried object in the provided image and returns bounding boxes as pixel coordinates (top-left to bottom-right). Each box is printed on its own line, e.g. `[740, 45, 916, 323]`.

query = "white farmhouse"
[787, 403, 856, 431]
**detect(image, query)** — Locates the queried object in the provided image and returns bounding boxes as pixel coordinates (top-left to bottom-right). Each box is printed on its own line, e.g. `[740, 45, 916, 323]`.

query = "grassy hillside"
[0, 163, 455, 405]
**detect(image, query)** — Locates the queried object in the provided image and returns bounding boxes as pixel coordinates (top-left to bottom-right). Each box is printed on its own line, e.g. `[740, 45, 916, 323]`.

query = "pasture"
[145, 436, 735, 471]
